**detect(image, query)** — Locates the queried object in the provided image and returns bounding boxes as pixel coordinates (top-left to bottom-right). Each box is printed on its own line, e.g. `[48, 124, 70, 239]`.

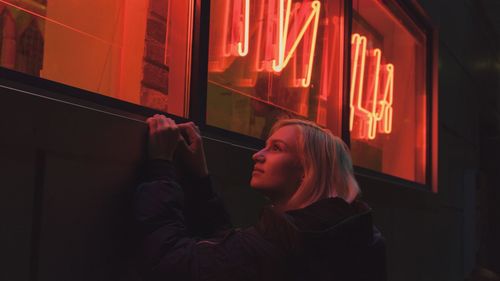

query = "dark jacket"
[134, 160, 386, 281]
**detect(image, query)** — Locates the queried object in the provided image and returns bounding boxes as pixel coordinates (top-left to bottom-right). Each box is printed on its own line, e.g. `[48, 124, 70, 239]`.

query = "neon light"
[220, 0, 250, 57]
[350, 33, 394, 140]
[254, 0, 266, 72]
[222, 0, 232, 57]
[357, 48, 381, 140]
[272, 0, 320, 87]
[233, 0, 266, 86]
[236, 0, 250, 56]
[210, 0, 321, 87]
[379, 64, 394, 134]
[350, 33, 367, 131]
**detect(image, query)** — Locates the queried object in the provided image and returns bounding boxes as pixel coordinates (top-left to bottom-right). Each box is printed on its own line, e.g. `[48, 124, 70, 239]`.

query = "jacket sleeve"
[139, 159, 232, 237]
[134, 160, 281, 281]
[180, 172, 233, 237]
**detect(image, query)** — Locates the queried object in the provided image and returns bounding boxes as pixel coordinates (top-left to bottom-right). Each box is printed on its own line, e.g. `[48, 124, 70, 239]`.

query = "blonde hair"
[269, 119, 360, 209]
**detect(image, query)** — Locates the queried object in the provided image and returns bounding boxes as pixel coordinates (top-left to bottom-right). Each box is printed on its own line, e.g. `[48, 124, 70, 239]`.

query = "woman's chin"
[250, 179, 266, 191]
[249, 180, 260, 189]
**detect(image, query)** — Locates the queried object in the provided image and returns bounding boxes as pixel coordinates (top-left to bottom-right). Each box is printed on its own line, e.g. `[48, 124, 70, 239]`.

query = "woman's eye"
[271, 144, 281, 151]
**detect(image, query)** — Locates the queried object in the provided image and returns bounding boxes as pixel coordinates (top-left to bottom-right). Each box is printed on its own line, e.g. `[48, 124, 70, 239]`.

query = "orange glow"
[1, 0, 192, 117]
[164, 0, 172, 65]
[432, 31, 439, 192]
[350, 33, 394, 140]
[0, 0, 118, 47]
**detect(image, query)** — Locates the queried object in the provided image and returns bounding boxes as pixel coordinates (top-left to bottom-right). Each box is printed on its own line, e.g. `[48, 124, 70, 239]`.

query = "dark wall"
[0, 84, 267, 281]
[369, 0, 499, 279]
[0, 85, 145, 281]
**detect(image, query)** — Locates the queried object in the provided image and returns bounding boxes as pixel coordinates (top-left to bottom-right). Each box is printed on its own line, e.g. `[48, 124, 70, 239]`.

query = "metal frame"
[0, 0, 438, 190]
[348, 0, 438, 192]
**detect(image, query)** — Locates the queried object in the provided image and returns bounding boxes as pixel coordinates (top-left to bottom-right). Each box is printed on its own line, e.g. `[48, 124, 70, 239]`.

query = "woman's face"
[250, 125, 304, 201]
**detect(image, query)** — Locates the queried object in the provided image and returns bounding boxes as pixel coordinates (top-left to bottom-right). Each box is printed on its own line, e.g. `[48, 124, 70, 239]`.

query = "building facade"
[0, 0, 499, 280]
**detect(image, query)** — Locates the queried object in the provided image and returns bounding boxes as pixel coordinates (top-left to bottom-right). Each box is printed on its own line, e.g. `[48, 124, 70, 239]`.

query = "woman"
[134, 115, 386, 281]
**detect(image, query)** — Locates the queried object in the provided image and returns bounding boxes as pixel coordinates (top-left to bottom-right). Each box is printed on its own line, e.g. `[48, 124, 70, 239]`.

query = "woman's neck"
[264, 186, 300, 212]
[269, 193, 297, 212]
[271, 201, 289, 212]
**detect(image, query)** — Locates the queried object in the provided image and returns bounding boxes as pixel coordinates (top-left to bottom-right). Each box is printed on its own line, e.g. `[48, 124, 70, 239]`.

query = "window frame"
[0, 0, 437, 190]
[344, 0, 438, 191]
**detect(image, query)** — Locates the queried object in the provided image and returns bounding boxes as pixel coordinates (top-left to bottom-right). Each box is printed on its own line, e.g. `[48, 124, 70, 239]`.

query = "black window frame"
[345, 0, 438, 192]
[0, 0, 437, 191]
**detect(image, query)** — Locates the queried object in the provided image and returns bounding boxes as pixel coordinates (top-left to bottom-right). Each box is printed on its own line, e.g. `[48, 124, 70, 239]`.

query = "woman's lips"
[252, 168, 264, 174]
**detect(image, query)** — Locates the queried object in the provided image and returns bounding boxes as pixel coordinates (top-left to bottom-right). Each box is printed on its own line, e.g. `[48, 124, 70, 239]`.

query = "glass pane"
[206, 0, 345, 138]
[0, 0, 193, 117]
[350, 0, 427, 183]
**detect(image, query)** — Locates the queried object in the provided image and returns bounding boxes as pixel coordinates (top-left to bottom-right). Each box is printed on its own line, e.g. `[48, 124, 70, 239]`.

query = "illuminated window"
[206, 0, 345, 138]
[0, 0, 193, 117]
[350, 0, 428, 184]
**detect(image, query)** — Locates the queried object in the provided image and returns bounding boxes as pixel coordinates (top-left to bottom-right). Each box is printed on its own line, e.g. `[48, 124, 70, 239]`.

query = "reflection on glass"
[207, 0, 345, 139]
[0, 0, 193, 117]
[350, 0, 427, 183]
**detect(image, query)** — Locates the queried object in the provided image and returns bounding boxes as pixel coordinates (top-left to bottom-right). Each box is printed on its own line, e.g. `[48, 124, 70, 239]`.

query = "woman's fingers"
[191, 122, 201, 134]
[155, 115, 178, 134]
[146, 115, 158, 136]
[146, 114, 181, 161]
[148, 115, 202, 145]
[178, 122, 200, 145]
[163, 116, 177, 130]
[176, 121, 208, 177]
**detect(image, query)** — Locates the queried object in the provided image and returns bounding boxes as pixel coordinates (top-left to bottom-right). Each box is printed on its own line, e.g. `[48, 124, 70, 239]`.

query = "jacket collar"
[284, 197, 371, 233]
[255, 197, 374, 254]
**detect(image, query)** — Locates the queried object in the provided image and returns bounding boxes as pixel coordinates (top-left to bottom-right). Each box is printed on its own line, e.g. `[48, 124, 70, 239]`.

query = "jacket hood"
[256, 197, 377, 256]
[255, 197, 387, 280]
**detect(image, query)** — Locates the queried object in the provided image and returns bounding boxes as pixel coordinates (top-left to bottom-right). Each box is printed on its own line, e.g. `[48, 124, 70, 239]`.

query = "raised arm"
[175, 120, 232, 235]
[141, 115, 231, 235]
[134, 116, 279, 281]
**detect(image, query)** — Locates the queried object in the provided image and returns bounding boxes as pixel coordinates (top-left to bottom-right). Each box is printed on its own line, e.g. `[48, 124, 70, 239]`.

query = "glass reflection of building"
[0, 0, 46, 76]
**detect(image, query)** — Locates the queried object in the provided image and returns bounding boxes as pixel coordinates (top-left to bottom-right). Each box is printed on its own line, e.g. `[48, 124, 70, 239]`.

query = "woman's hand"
[176, 122, 209, 178]
[146, 114, 181, 161]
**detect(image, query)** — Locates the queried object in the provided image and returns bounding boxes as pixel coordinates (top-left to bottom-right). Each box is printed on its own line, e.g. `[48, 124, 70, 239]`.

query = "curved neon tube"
[236, 0, 250, 56]
[272, 0, 321, 88]
[350, 33, 394, 140]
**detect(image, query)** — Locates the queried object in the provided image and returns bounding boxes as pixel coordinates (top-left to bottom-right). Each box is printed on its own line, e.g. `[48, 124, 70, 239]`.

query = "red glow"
[350, 33, 394, 140]
[208, 0, 320, 88]
[207, 0, 344, 137]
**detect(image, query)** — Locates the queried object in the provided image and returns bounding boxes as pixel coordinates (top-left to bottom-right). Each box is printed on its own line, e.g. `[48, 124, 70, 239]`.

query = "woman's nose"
[252, 149, 265, 162]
